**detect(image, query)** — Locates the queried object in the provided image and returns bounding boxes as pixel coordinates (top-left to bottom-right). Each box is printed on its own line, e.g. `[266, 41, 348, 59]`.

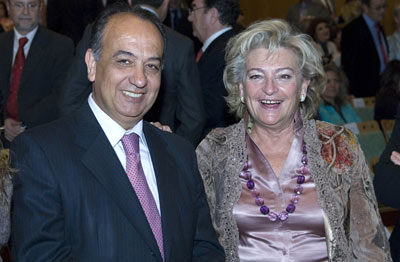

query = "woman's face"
[315, 22, 330, 43]
[240, 47, 309, 132]
[323, 70, 340, 102]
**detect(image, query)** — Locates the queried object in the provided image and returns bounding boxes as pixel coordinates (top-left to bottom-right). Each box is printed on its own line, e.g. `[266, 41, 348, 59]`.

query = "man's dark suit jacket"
[341, 15, 388, 97]
[10, 102, 224, 261]
[59, 24, 205, 146]
[197, 29, 237, 139]
[0, 27, 74, 128]
[374, 105, 400, 261]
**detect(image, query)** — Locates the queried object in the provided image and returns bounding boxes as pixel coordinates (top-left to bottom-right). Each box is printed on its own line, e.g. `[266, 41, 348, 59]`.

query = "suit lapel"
[144, 123, 180, 262]
[19, 27, 46, 92]
[74, 103, 162, 260]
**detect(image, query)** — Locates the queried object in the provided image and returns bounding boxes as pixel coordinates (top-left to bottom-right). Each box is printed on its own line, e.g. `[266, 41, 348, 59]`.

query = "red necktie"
[196, 49, 203, 63]
[121, 133, 164, 260]
[7, 37, 28, 121]
[375, 23, 388, 65]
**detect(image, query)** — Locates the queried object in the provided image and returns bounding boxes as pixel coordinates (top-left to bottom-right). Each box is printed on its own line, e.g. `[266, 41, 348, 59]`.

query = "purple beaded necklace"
[240, 141, 309, 222]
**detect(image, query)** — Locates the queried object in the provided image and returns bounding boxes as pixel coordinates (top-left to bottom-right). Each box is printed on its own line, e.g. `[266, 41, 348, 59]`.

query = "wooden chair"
[380, 119, 396, 143]
[356, 120, 386, 175]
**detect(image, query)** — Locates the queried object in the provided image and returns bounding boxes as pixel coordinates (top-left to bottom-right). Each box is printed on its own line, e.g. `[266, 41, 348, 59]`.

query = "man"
[11, 4, 224, 261]
[341, 0, 388, 97]
[59, 0, 205, 146]
[0, 0, 74, 144]
[188, 0, 239, 138]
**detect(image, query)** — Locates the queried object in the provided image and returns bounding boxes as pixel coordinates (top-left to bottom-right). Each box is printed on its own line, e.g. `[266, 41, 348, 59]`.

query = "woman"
[318, 63, 361, 124]
[196, 19, 391, 261]
[0, 2, 13, 33]
[307, 18, 340, 66]
[375, 60, 400, 122]
[0, 150, 12, 262]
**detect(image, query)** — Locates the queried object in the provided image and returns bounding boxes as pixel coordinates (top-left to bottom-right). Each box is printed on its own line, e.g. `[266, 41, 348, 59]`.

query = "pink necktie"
[196, 48, 203, 63]
[7, 37, 28, 120]
[121, 133, 164, 260]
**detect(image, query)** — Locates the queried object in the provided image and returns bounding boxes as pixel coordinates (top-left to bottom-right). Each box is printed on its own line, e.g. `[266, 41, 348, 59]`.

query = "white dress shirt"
[12, 26, 38, 66]
[88, 94, 161, 212]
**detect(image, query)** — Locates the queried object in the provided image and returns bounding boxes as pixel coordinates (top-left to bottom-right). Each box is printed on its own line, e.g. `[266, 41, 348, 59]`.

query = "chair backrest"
[350, 96, 375, 121]
[356, 120, 386, 174]
[380, 119, 395, 142]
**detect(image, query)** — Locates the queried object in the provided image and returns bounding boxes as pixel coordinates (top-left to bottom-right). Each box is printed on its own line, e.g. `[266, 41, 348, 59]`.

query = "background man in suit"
[341, 0, 388, 97]
[59, 0, 205, 146]
[0, 0, 74, 144]
[11, 4, 224, 261]
[188, 0, 239, 138]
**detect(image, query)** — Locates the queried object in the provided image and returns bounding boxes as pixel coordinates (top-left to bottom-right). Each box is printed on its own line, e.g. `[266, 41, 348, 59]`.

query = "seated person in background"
[318, 63, 361, 124]
[374, 104, 400, 261]
[375, 60, 400, 122]
[307, 17, 340, 66]
[0, 149, 12, 262]
[196, 19, 391, 261]
[0, 1, 13, 32]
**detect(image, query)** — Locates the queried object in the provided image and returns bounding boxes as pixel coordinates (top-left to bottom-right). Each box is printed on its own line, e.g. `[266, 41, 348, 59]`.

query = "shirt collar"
[139, 5, 160, 19]
[88, 93, 144, 148]
[13, 26, 38, 43]
[362, 13, 378, 28]
[202, 27, 232, 52]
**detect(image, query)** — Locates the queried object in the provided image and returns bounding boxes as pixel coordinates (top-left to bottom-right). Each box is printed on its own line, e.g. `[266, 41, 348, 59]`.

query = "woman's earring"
[240, 96, 245, 103]
[300, 94, 306, 102]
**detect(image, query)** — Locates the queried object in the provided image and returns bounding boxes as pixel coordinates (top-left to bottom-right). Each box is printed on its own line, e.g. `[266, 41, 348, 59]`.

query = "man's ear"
[208, 7, 220, 24]
[85, 48, 96, 82]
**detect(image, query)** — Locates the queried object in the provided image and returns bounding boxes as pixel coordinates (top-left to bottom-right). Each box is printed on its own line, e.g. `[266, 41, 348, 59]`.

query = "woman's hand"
[150, 122, 172, 133]
[390, 151, 400, 166]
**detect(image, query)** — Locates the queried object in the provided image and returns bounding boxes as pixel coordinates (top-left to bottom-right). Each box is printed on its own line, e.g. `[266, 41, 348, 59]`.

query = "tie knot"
[121, 133, 140, 155]
[19, 37, 28, 47]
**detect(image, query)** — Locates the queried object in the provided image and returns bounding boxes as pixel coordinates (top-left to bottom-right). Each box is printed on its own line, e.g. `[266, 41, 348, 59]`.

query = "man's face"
[188, 0, 211, 43]
[86, 14, 164, 130]
[363, 0, 387, 23]
[7, 0, 41, 35]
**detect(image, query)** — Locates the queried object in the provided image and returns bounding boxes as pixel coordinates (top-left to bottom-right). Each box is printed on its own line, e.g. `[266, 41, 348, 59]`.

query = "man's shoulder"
[206, 29, 236, 54]
[144, 121, 194, 152]
[35, 27, 74, 47]
[343, 15, 365, 32]
[0, 30, 13, 42]
[164, 26, 193, 48]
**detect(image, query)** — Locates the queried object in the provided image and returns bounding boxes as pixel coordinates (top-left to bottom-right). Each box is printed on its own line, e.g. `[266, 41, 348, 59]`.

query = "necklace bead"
[241, 141, 309, 222]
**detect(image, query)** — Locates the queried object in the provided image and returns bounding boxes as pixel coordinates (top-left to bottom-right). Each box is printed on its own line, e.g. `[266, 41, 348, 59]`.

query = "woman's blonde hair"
[224, 19, 326, 120]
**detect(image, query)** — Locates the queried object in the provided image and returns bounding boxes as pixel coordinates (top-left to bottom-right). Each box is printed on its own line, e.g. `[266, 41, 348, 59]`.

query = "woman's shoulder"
[314, 121, 358, 149]
[310, 120, 360, 170]
[305, 120, 359, 168]
[201, 120, 245, 146]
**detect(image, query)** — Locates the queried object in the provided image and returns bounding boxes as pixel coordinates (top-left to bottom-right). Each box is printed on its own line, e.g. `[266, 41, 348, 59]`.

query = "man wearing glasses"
[188, 0, 239, 139]
[341, 0, 388, 97]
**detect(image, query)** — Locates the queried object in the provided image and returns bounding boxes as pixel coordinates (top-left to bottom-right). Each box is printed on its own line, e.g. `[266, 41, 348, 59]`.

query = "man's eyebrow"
[112, 50, 135, 58]
[112, 50, 162, 62]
